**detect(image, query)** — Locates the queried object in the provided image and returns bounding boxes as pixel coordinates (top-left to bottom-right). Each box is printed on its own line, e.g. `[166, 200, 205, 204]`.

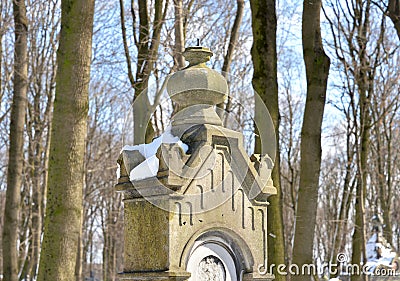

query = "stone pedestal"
[116, 47, 276, 281]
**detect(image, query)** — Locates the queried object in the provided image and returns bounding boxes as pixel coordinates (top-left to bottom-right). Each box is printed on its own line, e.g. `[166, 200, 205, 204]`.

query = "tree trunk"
[134, 0, 167, 143]
[120, 0, 168, 144]
[351, 133, 368, 281]
[222, 0, 244, 76]
[0, 0, 3, 105]
[23, 76, 47, 280]
[250, 0, 286, 279]
[2, 1, 28, 280]
[75, 233, 83, 281]
[37, 0, 95, 280]
[388, 0, 400, 40]
[330, 130, 355, 278]
[351, 2, 371, 280]
[374, 116, 393, 245]
[291, 0, 330, 280]
[217, 0, 244, 120]
[174, 0, 185, 69]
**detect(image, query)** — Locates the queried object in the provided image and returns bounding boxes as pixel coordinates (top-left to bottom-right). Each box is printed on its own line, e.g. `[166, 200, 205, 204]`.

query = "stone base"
[243, 272, 275, 281]
[118, 271, 275, 281]
[118, 270, 191, 281]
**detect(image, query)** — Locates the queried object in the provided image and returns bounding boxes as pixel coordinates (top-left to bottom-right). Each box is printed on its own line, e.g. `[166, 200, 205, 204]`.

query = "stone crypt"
[115, 46, 277, 280]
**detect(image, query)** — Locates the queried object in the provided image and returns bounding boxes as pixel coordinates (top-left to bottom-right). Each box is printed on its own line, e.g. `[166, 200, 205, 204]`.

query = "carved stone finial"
[167, 46, 228, 108]
[183, 46, 213, 67]
[166, 46, 228, 135]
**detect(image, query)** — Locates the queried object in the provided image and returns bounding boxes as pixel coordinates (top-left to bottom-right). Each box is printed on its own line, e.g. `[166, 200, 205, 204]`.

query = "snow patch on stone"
[129, 155, 160, 181]
[119, 127, 188, 181]
[116, 163, 120, 179]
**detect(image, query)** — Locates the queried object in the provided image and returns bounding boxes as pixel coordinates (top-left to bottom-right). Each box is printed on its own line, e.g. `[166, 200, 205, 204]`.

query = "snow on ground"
[119, 127, 188, 181]
[365, 232, 397, 273]
[366, 233, 379, 260]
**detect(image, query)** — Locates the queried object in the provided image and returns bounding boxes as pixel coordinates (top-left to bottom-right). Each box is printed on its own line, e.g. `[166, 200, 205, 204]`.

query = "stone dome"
[167, 47, 228, 107]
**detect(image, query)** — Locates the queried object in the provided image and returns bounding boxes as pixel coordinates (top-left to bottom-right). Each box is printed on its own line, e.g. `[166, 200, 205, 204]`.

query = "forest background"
[0, 0, 399, 280]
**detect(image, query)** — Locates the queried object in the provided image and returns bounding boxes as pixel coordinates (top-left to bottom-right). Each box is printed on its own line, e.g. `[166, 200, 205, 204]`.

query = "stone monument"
[115, 46, 277, 280]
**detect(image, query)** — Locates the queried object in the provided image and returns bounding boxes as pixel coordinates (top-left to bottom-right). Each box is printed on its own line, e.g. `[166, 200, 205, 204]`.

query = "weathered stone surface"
[123, 198, 169, 272]
[122, 150, 146, 177]
[170, 104, 222, 136]
[118, 271, 191, 281]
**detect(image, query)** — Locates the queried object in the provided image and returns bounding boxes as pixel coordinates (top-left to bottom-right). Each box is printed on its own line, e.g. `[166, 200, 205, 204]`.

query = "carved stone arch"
[187, 241, 235, 280]
[180, 226, 254, 278]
